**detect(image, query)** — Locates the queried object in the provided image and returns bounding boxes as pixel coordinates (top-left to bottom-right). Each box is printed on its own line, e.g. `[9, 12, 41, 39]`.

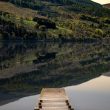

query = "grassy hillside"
[0, 1, 110, 41]
[0, 1, 37, 18]
[8, 0, 110, 16]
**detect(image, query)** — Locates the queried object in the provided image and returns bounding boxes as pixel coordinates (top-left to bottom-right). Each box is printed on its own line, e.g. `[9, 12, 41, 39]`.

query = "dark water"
[0, 41, 110, 109]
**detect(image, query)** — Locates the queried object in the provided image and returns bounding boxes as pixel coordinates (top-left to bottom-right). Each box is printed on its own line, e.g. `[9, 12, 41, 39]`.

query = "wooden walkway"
[34, 88, 74, 110]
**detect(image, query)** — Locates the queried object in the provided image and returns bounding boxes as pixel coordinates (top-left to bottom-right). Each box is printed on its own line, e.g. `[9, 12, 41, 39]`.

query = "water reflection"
[66, 75, 110, 110]
[0, 75, 110, 110]
[0, 95, 39, 110]
[0, 41, 110, 79]
[0, 41, 110, 105]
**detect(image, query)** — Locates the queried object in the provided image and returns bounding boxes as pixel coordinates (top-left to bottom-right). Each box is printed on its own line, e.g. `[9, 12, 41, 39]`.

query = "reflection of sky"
[66, 76, 110, 110]
[66, 76, 110, 92]
[0, 75, 110, 110]
[0, 95, 39, 110]
[92, 0, 110, 4]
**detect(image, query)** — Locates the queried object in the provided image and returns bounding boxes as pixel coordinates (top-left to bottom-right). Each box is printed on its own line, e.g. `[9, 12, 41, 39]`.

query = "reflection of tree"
[20, 55, 24, 64]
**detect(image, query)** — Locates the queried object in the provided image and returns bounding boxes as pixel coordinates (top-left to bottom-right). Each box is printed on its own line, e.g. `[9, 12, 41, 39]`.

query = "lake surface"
[0, 75, 110, 110]
[0, 41, 110, 109]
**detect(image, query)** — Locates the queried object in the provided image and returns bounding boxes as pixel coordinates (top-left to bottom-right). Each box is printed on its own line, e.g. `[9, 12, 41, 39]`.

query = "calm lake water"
[0, 41, 110, 110]
[0, 75, 110, 110]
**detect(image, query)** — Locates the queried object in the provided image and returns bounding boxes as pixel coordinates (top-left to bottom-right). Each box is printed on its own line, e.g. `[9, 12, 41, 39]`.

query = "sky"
[92, 0, 110, 4]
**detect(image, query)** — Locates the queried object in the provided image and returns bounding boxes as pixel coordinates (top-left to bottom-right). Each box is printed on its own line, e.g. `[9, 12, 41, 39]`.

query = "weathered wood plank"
[40, 88, 68, 100]
[34, 88, 74, 110]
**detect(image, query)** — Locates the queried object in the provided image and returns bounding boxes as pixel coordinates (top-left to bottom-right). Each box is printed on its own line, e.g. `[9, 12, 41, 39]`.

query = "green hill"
[0, 1, 37, 18]
[8, 0, 109, 16]
[0, 0, 110, 41]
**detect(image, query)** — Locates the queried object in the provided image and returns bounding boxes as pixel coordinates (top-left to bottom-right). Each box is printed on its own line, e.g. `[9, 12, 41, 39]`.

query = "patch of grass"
[0, 1, 37, 18]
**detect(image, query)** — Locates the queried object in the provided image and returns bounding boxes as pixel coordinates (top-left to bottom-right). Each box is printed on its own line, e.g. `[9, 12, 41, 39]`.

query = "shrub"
[95, 29, 104, 36]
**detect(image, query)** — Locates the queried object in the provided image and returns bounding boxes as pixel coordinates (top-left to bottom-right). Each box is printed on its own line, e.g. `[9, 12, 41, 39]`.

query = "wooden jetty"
[34, 88, 74, 110]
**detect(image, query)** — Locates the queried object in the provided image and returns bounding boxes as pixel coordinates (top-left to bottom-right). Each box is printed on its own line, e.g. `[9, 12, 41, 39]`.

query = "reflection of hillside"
[0, 42, 110, 66]
[0, 63, 46, 79]
[0, 42, 110, 104]
[0, 42, 57, 75]
[103, 72, 110, 77]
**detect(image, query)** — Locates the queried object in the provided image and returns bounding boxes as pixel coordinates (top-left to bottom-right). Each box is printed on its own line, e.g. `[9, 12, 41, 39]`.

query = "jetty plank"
[34, 88, 74, 110]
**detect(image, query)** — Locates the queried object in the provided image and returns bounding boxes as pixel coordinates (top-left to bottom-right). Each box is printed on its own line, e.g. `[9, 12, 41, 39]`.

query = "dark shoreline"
[0, 37, 99, 43]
